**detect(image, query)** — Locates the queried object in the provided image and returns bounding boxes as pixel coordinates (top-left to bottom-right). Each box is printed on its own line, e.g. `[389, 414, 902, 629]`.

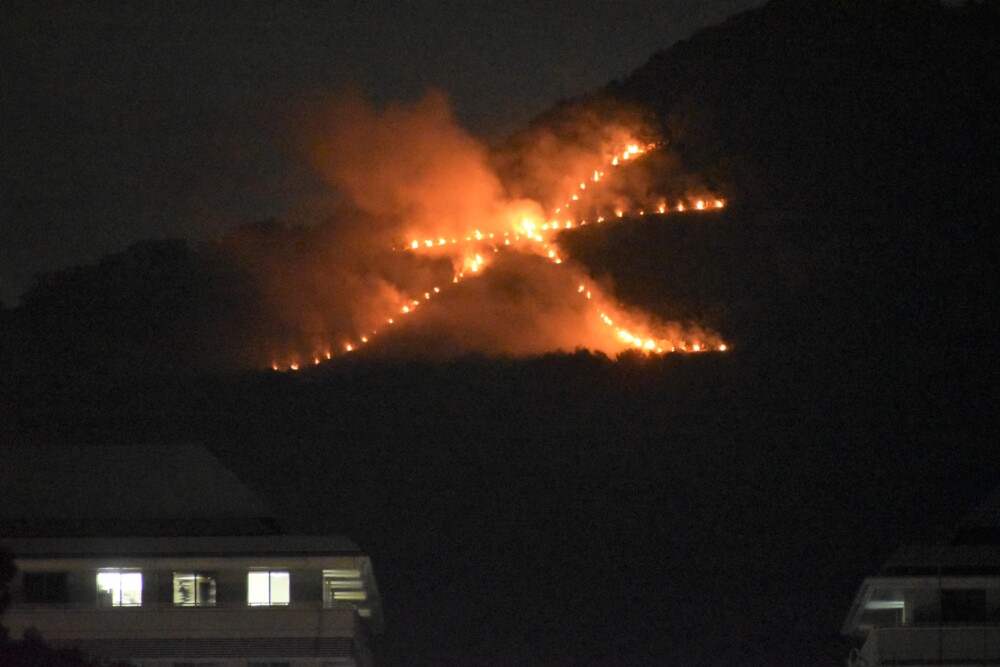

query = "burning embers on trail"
[271, 93, 727, 371]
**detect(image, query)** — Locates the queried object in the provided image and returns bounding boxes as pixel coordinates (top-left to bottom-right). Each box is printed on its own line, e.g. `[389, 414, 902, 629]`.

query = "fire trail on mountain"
[272, 110, 726, 372]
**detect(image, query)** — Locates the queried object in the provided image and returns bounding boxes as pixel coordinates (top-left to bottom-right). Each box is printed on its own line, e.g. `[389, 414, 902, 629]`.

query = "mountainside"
[5, 1, 998, 381]
[610, 0, 1000, 212]
[531, 0, 997, 446]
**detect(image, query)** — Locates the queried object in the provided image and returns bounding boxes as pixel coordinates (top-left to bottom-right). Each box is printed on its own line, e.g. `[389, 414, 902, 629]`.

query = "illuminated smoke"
[311, 89, 544, 245]
[376, 253, 718, 359]
[248, 90, 726, 370]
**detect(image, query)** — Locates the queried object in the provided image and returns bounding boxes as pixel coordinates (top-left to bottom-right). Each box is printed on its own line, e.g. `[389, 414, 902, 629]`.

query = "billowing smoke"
[310, 90, 544, 244]
[221, 89, 723, 369]
[494, 100, 657, 209]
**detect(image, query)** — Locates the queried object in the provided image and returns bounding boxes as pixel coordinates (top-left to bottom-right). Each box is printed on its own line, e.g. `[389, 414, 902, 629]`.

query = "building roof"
[878, 543, 1000, 577]
[0, 445, 278, 537]
[4, 534, 360, 559]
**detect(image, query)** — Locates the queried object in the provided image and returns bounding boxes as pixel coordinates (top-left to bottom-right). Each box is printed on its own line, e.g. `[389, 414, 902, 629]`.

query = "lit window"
[97, 570, 142, 607]
[247, 571, 289, 606]
[323, 569, 367, 606]
[864, 599, 905, 627]
[173, 573, 217, 606]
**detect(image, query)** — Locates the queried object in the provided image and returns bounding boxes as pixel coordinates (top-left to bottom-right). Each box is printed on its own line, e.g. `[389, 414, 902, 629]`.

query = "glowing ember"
[271, 136, 728, 371]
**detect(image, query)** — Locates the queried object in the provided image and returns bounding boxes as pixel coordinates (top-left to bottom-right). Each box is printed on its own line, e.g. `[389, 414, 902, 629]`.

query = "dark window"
[23, 572, 68, 603]
[941, 588, 987, 623]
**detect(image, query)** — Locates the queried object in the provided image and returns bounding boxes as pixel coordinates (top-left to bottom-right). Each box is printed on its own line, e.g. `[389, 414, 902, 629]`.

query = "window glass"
[173, 573, 217, 606]
[942, 588, 987, 623]
[97, 570, 142, 606]
[247, 571, 289, 606]
[270, 571, 289, 605]
[323, 568, 367, 606]
[247, 571, 269, 605]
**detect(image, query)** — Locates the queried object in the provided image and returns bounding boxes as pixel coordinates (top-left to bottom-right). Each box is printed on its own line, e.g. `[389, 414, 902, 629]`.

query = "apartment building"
[0, 445, 382, 667]
[843, 492, 1000, 666]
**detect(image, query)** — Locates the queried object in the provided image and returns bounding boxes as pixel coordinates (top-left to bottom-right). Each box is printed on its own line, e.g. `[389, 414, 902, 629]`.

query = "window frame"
[96, 569, 143, 607]
[322, 568, 367, 607]
[246, 570, 290, 607]
[172, 572, 218, 607]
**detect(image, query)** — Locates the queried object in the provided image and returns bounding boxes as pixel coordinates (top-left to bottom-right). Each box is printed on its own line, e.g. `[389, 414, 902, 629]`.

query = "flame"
[271, 135, 728, 370]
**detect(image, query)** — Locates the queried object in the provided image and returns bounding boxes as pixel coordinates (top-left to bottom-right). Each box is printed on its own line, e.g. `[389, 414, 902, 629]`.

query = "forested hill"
[537, 0, 1000, 213]
[516, 0, 997, 417]
[4, 0, 998, 383]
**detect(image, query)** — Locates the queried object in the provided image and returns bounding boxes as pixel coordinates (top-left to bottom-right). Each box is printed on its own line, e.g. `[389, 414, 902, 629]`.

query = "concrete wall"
[861, 626, 1000, 666]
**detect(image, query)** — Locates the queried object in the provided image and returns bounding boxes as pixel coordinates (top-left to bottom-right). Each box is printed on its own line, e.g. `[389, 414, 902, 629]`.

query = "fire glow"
[273, 103, 727, 371]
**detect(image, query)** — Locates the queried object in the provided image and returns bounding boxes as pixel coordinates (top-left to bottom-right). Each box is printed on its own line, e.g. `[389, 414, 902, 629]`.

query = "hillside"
[611, 0, 999, 212]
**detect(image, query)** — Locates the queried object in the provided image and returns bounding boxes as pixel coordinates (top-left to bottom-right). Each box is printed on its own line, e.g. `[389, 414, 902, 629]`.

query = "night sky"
[1, 0, 761, 306]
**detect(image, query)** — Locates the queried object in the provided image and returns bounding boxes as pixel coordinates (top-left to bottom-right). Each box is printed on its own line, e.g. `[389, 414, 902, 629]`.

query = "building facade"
[3, 535, 382, 666]
[843, 503, 1000, 667]
[1, 446, 382, 667]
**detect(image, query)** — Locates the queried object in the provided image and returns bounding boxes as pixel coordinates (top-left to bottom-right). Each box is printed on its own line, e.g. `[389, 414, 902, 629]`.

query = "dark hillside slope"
[549, 0, 998, 424]
[606, 0, 1000, 212]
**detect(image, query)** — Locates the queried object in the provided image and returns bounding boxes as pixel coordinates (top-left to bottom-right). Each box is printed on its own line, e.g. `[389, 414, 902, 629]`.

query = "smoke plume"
[226, 89, 722, 369]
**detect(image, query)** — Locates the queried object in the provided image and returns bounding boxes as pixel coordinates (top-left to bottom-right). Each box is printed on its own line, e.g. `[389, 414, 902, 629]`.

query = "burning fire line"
[400, 143, 724, 253]
[272, 140, 727, 371]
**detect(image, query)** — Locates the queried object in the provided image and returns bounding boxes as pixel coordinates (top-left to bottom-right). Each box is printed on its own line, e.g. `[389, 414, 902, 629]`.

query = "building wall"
[6, 554, 376, 667]
[858, 626, 1000, 667]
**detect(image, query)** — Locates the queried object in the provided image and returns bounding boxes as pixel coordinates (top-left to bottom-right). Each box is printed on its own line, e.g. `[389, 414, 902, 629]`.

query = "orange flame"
[272, 136, 728, 369]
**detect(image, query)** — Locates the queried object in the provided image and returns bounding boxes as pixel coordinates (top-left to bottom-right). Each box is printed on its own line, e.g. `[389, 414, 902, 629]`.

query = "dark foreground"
[5, 202, 995, 666]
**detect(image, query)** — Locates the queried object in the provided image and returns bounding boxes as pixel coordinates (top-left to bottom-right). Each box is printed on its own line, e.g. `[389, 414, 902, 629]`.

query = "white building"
[0, 445, 382, 667]
[843, 496, 1000, 667]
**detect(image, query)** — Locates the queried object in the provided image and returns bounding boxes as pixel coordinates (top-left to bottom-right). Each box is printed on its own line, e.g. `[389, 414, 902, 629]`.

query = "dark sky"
[1, 0, 763, 306]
